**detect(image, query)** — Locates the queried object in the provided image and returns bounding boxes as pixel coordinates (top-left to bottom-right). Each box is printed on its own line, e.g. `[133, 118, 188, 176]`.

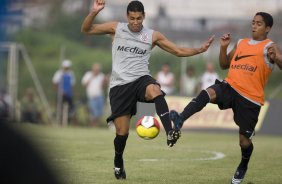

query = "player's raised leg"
[170, 88, 215, 130]
[145, 84, 180, 147]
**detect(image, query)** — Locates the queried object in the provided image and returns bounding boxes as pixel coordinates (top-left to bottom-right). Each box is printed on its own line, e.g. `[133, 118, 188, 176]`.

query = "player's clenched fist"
[220, 33, 231, 47]
[92, 0, 105, 12]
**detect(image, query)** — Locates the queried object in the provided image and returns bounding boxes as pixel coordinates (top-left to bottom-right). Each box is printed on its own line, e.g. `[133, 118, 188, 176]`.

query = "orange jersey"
[225, 38, 274, 105]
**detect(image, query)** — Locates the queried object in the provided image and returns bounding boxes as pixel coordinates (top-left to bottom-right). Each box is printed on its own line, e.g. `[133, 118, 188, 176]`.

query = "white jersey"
[201, 72, 219, 90]
[110, 22, 154, 88]
[81, 71, 105, 98]
[156, 71, 175, 95]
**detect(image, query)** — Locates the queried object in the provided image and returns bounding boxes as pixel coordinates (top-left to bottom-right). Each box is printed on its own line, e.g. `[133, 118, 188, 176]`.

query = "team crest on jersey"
[140, 32, 148, 42]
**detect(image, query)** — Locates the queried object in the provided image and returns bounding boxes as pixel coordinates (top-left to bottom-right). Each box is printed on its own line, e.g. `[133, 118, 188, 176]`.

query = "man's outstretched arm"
[153, 31, 214, 57]
[81, 0, 117, 35]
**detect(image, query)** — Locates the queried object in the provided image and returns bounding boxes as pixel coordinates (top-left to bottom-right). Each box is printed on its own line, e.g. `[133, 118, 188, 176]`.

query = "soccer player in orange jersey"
[170, 12, 282, 184]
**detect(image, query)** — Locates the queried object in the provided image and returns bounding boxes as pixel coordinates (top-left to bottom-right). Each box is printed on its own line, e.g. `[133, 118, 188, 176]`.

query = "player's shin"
[153, 95, 171, 135]
[239, 143, 253, 169]
[180, 90, 210, 120]
[154, 95, 181, 147]
[114, 134, 128, 168]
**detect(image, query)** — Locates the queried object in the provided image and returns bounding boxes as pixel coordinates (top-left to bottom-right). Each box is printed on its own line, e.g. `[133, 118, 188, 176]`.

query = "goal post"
[0, 42, 53, 123]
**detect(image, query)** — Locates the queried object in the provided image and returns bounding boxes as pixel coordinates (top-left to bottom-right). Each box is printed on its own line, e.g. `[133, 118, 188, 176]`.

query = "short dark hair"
[127, 1, 144, 15]
[256, 12, 273, 28]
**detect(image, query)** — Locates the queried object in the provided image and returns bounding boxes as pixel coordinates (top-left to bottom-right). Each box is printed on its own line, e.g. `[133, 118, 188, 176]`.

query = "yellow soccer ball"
[135, 116, 160, 140]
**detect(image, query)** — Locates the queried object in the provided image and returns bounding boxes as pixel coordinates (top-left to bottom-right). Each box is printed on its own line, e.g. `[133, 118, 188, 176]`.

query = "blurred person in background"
[156, 63, 175, 95]
[20, 88, 42, 124]
[81, 0, 214, 179]
[0, 89, 9, 122]
[81, 63, 107, 127]
[52, 59, 76, 123]
[170, 12, 282, 184]
[200, 62, 219, 90]
[180, 66, 199, 97]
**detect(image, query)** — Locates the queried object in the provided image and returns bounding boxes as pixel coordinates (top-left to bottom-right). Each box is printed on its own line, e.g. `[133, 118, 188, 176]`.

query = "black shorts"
[209, 80, 261, 139]
[107, 75, 161, 123]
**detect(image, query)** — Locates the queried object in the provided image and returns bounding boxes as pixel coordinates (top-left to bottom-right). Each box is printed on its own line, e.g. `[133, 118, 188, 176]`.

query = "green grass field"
[12, 123, 282, 184]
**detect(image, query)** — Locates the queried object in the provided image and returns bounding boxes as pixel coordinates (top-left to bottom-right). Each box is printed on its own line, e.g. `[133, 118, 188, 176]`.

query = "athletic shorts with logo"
[209, 80, 261, 139]
[107, 75, 162, 124]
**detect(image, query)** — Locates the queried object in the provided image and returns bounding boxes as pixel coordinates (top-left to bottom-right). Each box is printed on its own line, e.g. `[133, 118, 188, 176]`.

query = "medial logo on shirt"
[117, 45, 147, 55]
[230, 63, 257, 72]
[140, 32, 148, 42]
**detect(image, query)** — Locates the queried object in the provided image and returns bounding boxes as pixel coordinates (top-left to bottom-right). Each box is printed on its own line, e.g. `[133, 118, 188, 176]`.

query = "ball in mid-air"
[135, 116, 160, 140]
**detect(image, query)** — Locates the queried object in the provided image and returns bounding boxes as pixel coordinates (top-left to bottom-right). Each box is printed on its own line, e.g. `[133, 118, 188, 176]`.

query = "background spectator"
[200, 62, 219, 90]
[156, 63, 175, 95]
[81, 63, 106, 127]
[52, 60, 76, 124]
[20, 88, 42, 123]
[0, 89, 9, 122]
[180, 66, 199, 97]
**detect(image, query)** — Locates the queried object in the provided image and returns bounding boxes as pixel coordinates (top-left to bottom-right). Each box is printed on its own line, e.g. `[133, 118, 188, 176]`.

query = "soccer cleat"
[231, 167, 247, 184]
[114, 167, 126, 180]
[169, 110, 184, 130]
[167, 129, 181, 147]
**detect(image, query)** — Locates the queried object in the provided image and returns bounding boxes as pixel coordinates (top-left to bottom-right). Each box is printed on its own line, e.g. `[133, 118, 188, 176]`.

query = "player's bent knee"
[114, 116, 130, 135]
[115, 127, 129, 135]
[239, 136, 252, 148]
[206, 88, 216, 102]
[145, 84, 163, 100]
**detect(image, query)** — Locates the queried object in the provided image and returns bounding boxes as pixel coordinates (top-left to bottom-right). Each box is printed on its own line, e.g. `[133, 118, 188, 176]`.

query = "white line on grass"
[139, 159, 159, 162]
[139, 150, 225, 162]
[194, 151, 225, 161]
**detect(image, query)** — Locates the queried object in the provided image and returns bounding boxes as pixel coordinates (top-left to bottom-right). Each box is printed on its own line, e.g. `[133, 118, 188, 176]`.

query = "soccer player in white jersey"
[81, 0, 214, 179]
